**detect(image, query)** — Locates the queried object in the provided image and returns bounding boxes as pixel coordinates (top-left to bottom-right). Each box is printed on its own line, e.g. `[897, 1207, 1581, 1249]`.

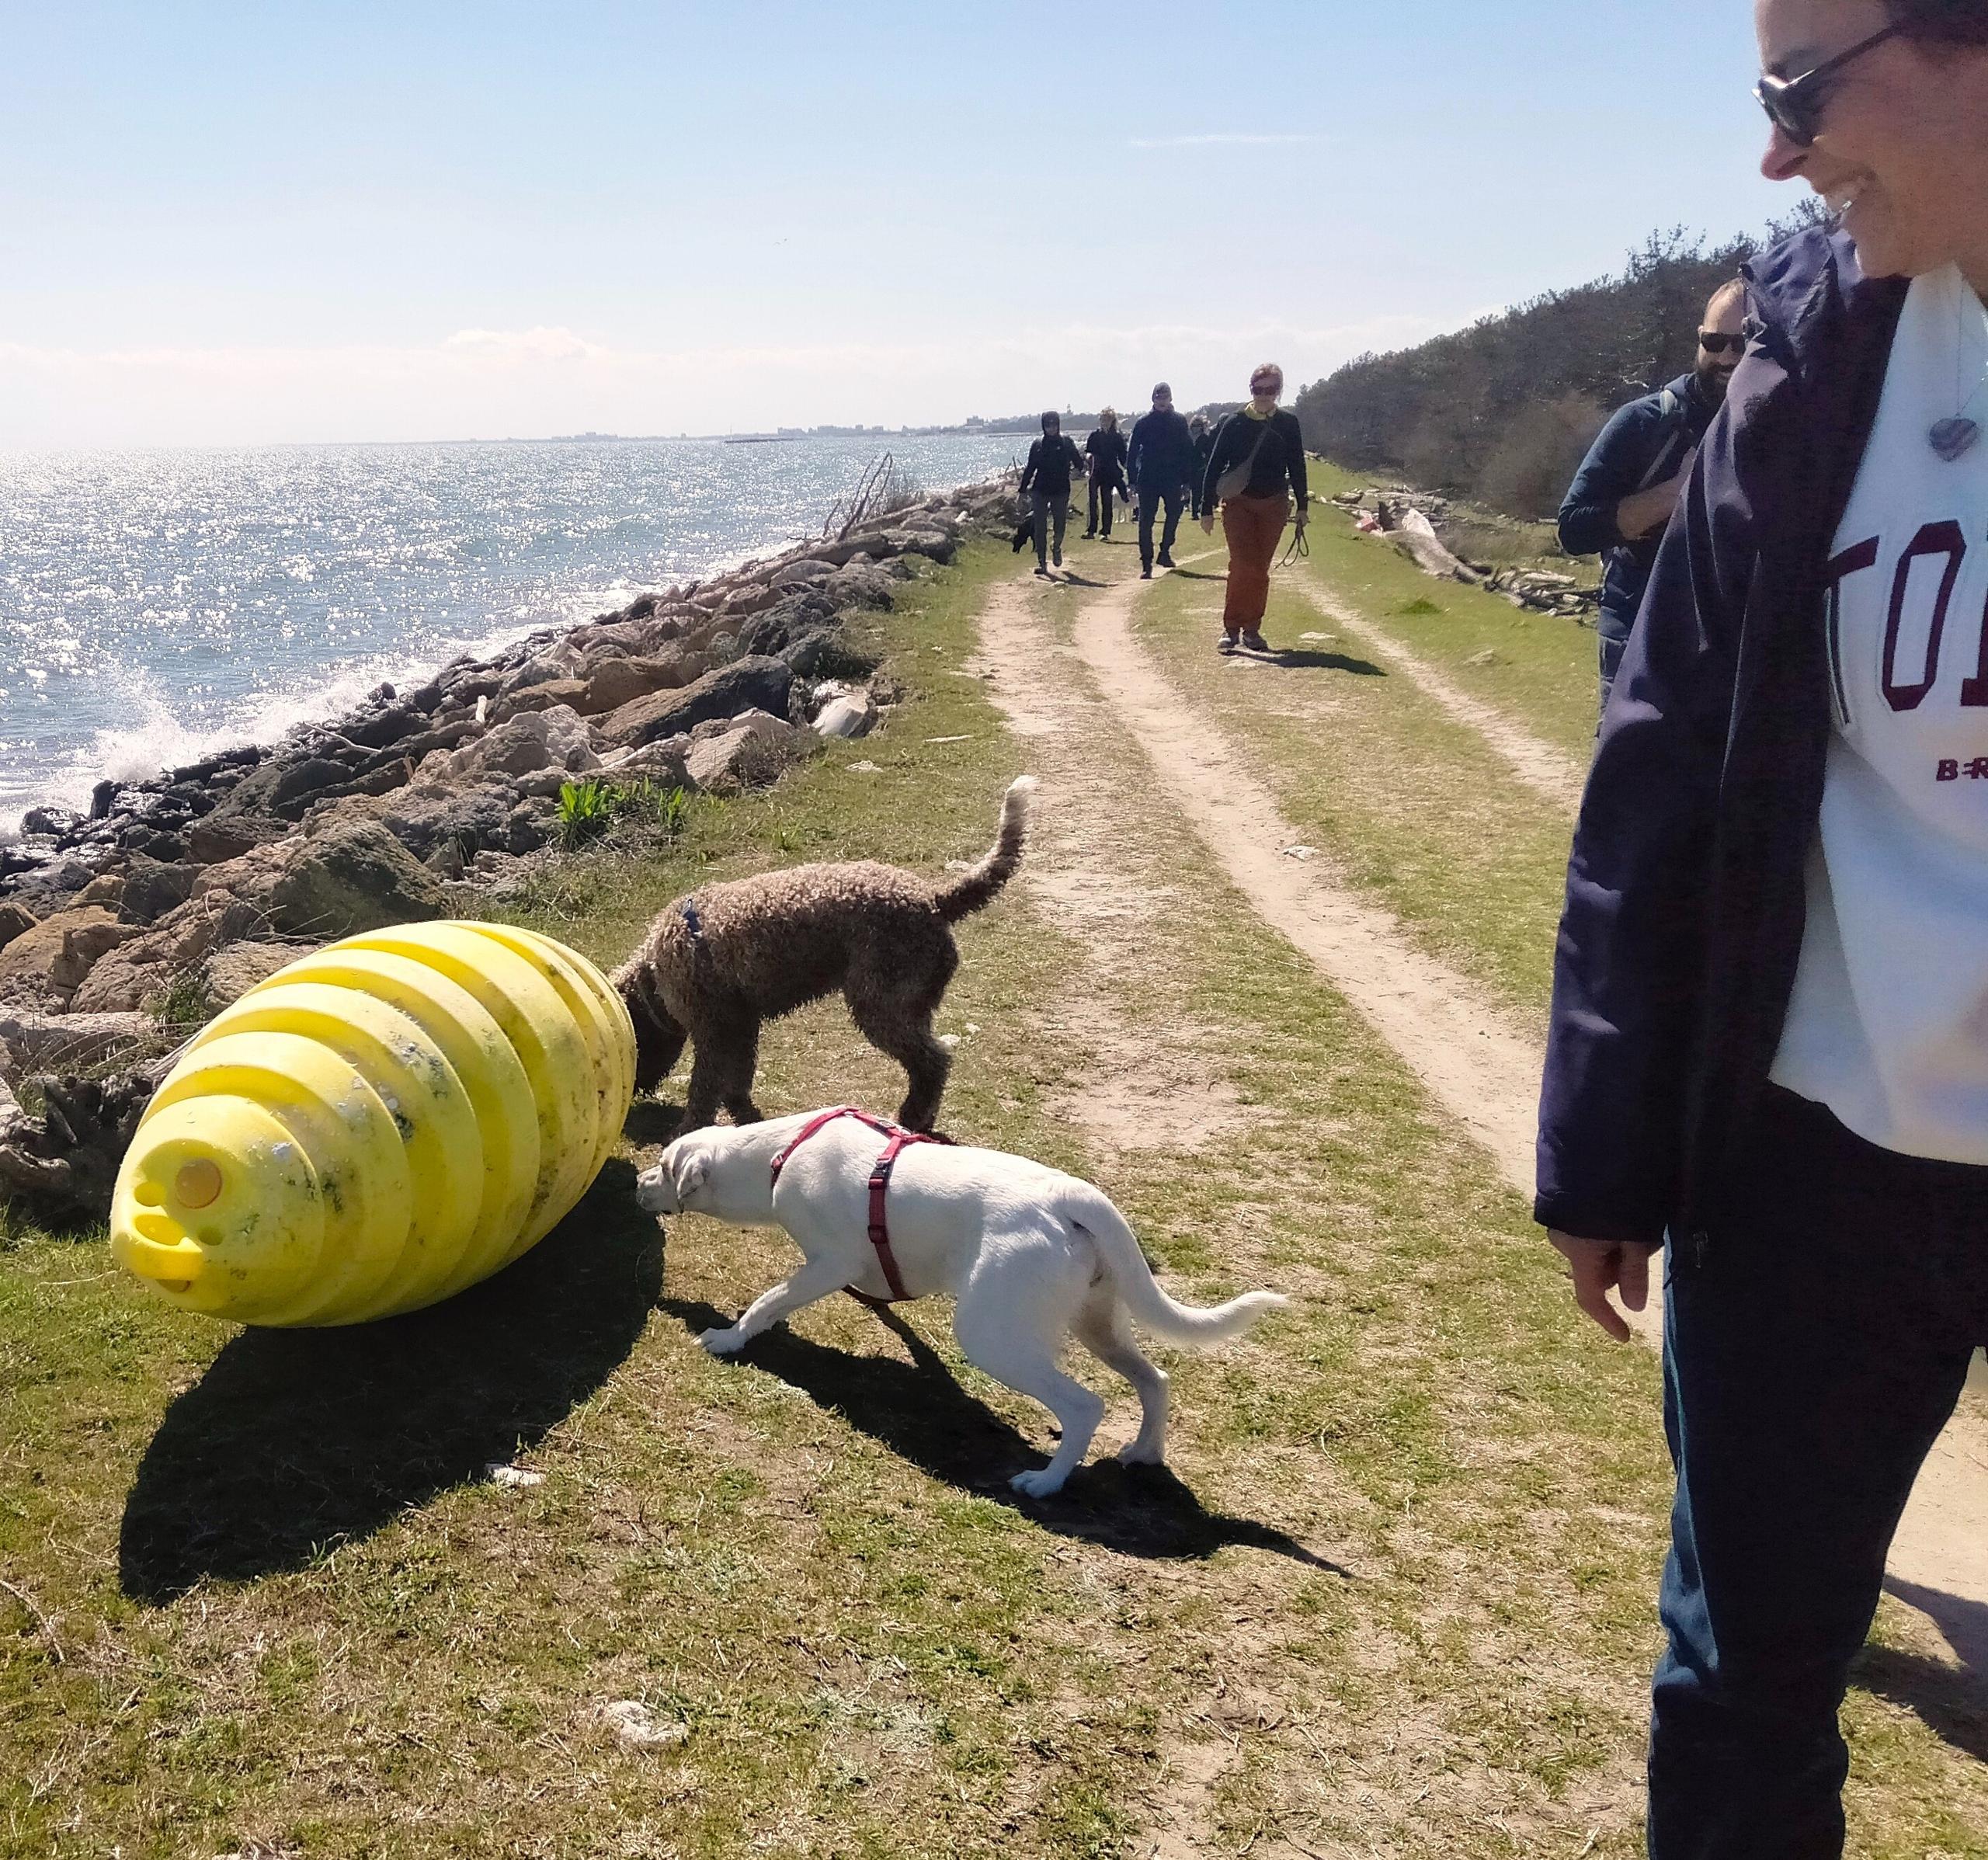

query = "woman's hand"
[1200, 513, 1216, 534]
[1548, 1229, 1658, 1343]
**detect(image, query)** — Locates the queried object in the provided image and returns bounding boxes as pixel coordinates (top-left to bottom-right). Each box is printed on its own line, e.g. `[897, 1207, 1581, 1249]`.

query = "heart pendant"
[1930, 416, 1982, 462]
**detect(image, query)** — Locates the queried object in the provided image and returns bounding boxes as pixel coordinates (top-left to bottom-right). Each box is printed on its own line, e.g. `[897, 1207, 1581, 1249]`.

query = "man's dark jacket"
[1019, 433, 1084, 497]
[1535, 227, 1909, 1250]
[1086, 426, 1129, 489]
[1128, 407, 1197, 492]
[1558, 371, 1722, 638]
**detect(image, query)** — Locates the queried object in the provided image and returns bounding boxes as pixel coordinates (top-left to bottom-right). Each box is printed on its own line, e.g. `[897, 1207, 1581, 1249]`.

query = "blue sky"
[0, 0, 1798, 445]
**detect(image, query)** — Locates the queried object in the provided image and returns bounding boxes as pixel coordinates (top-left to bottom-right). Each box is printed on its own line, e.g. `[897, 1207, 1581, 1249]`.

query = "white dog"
[635, 1107, 1287, 1496]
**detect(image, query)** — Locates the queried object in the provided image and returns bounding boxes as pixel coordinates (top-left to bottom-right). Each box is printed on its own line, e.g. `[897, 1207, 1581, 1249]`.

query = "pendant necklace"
[1930, 277, 1988, 462]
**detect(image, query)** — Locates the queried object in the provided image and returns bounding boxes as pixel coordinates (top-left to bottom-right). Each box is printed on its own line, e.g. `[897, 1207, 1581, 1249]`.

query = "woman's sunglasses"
[1698, 332, 1746, 356]
[1753, 22, 1900, 147]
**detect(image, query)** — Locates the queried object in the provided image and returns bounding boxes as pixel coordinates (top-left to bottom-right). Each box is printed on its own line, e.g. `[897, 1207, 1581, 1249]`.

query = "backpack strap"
[1632, 388, 1689, 494]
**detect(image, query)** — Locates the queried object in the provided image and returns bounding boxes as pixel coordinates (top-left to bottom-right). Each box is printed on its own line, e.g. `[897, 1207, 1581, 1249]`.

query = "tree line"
[1293, 207, 1826, 520]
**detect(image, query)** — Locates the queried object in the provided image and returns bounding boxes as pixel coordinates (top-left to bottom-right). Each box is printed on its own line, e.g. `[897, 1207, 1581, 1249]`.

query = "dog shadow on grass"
[658, 1295, 1351, 1574]
[118, 1160, 663, 1604]
[1851, 1577, 1988, 1761]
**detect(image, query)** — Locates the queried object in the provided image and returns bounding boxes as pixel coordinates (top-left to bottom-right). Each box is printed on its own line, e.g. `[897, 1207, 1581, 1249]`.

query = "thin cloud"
[1127, 131, 1325, 149]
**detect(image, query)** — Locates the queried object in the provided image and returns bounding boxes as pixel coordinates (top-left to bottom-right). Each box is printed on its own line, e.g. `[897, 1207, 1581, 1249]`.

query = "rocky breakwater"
[0, 475, 1020, 1223]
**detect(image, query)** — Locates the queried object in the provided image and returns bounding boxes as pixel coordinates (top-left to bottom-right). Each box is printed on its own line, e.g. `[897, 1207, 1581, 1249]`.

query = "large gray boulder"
[416, 705, 599, 785]
[594, 656, 794, 752]
[577, 651, 711, 717]
[684, 711, 811, 792]
[823, 564, 895, 612]
[192, 815, 447, 941]
[0, 907, 141, 1010]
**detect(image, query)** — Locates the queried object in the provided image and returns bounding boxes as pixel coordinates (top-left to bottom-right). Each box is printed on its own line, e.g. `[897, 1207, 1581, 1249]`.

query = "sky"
[0, 0, 1799, 447]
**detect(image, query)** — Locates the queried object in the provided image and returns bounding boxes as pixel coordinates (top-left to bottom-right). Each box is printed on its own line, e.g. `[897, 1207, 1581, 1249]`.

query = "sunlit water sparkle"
[0, 436, 1019, 834]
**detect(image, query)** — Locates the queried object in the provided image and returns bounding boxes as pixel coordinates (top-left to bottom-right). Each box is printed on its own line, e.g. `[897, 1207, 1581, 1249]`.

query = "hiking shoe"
[1157, 549, 1175, 568]
[1034, 565, 1051, 578]
[1218, 634, 1238, 654]
[1052, 548, 1063, 567]
[1140, 565, 1152, 579]
[1083, 527, 1097, 539]
[1240, 630, 1270, 654]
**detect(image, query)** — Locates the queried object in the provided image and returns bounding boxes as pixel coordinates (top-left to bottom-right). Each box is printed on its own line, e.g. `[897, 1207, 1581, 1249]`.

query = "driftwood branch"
[1388, 509, 1486, 585]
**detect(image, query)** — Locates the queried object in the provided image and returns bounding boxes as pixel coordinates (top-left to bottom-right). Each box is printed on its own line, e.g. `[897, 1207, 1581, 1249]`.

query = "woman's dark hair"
[1885, 0, 1988, 44]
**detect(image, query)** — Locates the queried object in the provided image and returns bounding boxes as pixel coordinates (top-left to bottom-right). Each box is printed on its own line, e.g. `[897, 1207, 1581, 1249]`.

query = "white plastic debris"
[596, 1699, 690, 1750]
[485, 1462, 544, 1489]
[1282, 845, 1321, 861]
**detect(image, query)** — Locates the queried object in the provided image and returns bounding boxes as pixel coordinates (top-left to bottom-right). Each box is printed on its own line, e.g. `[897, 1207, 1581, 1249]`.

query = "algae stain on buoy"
[110, 921, 635, 1327]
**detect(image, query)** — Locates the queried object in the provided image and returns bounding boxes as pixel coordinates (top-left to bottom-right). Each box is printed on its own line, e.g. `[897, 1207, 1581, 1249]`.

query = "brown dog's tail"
[933, 777, 1037, 923]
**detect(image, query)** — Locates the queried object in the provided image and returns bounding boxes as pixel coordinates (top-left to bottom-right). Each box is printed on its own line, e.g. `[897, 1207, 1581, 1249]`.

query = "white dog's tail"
[1058, 1183, 1288, 1346]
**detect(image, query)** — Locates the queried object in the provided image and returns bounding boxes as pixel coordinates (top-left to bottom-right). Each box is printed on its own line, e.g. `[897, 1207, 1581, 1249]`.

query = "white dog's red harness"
[769, 1106, 953, 1303]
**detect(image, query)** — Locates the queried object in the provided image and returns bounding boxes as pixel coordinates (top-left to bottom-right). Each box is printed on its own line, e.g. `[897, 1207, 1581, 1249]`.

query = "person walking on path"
[1538, 5, 1988, 1853]
[1558, 280, 1749, 716]
[1188, 412, 1215, 519]
[1018, 411, 1086, 575]
[1084, 408, 1129, 540]
[1199, 363, 1309, 652]
[1128, 381, 1198, 578]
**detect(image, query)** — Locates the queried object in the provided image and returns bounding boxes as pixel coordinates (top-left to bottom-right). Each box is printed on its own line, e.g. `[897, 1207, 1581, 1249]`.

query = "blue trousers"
[1599, 625, 1631, 721]
[1650, 1086, 1988, 1857]
[1138, 482, 1185, 569]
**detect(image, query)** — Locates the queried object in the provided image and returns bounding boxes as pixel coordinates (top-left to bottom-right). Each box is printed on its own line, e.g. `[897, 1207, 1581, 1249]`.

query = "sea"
[0, 434, 1023, 835]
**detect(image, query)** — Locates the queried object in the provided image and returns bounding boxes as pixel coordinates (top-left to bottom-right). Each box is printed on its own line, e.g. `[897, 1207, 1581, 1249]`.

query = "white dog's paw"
[1115, 1441, 1167, 1469]
[1010, 1467, 1068, 1499]
[699, 1326, 747, 1356]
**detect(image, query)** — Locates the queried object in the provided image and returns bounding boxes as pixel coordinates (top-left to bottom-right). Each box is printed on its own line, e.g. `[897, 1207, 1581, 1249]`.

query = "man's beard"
[1697, 360, 1737, 404]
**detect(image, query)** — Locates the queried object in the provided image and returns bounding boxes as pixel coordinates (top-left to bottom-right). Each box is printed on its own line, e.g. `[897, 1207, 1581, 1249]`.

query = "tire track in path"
[990, 555, 1988, 1671]
[1290, 576, 1587, 812]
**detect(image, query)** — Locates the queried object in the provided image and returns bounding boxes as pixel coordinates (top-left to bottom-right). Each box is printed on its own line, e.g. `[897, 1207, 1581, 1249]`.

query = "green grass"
[2, 532, 1982, 1858]
[1136, 521, 1576, 1020]
[1303, 460, 1602, 763]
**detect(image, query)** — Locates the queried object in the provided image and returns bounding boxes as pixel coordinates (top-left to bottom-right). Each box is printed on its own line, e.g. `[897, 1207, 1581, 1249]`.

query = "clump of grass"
[147, 967, 211, 1035]
[556, 777, 694, 850]
[1395, 596, 1442, 617]
[556, 777, 617, 849]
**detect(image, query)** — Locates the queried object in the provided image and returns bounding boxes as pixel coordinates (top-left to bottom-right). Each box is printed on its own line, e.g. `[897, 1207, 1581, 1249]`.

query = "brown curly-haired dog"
[613, 777, 1036, 1135]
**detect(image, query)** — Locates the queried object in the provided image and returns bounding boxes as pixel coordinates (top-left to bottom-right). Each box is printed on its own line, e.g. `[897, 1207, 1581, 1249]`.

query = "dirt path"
[976, 553, 1988, 1675]
[1291, 579, 1587, 811]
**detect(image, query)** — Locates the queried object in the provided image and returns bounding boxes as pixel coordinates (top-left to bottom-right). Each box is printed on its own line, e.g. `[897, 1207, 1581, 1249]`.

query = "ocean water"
[0, 435, 1021, 833]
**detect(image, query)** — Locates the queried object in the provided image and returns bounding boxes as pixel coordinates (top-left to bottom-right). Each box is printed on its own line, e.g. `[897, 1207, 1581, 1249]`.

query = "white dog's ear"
[672, 1146, 712, 1205]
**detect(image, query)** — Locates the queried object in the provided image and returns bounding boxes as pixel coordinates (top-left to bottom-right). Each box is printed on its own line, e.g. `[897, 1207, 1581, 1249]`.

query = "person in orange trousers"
[1198, 363, 1309, 653]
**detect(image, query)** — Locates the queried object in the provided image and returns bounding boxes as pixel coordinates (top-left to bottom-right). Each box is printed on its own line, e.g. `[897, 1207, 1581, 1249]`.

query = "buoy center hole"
[175, 1158, 224, 1209]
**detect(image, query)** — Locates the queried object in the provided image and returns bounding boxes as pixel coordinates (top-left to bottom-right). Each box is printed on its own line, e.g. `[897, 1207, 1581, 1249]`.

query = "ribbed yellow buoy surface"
[110, 920, 635, 1326]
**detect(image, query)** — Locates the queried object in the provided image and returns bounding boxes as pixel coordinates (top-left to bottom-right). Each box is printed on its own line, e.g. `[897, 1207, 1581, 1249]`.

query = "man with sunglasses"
[1538, 2, 1988, 1854]
[1556, 283, 1748, 717]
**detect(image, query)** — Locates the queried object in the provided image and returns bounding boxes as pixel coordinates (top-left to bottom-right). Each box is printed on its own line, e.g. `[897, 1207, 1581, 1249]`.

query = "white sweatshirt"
[1771, 265, 1988, 1159]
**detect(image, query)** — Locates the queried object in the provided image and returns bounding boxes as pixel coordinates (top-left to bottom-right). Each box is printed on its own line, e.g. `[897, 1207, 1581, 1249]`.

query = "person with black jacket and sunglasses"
[1541, 2, 1988, 1851]
[1557, 281, 1749, 716]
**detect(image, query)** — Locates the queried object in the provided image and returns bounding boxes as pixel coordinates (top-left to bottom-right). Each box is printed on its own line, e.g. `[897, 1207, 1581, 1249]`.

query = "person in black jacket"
[1198, 364, 1309, 651]
[1557, 280, 1747, 714]
[1188, 413, 1215, 519]
[1127, 382, 1197, 576]
[1539, 9, 1988, 1851]
[1083, 408, 1129, 539]
[1017, 412, 1085, 575]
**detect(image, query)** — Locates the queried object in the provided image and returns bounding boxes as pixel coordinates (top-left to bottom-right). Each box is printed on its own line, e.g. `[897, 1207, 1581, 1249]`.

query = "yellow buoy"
[109, 920, 635, 1326]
